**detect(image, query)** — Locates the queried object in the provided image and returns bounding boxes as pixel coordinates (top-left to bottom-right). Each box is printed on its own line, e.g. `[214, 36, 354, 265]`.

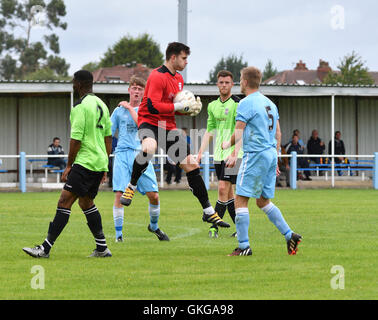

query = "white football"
[173, 90, 195, 104]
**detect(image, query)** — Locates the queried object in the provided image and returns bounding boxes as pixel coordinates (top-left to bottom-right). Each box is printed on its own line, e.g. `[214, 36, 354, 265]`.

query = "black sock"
[186, 168, 212, 210]
[211, 200, 228, 229]
[42, 207, 71, 254]
[83, 205, 107, 252]
[227, 198, 236, 224]
[130, 151, 153, 186]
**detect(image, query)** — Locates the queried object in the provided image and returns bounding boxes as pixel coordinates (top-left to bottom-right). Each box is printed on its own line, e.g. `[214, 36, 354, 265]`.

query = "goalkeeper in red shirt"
[120, 42, 229, 228]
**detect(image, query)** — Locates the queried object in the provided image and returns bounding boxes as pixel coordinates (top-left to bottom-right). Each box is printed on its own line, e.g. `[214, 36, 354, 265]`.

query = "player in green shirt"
[197, 70, 243, 238]
[23, 70, 113, 258]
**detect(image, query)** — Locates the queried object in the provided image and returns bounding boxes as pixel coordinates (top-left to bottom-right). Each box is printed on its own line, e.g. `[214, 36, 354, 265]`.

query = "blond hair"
[241, 67, 262, 89]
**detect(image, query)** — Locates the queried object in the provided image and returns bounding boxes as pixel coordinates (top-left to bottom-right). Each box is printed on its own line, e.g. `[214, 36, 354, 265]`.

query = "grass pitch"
[0, 189, 377, 300]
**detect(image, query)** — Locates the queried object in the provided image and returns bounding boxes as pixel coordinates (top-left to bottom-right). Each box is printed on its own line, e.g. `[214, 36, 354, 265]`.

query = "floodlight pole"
[178, 0, 188, 82]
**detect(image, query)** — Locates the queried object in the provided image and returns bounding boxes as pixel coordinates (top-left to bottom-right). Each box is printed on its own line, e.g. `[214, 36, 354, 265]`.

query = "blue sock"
[261, 202, 292, 241]
[113, 206, 124, 238]
[235, 208, 250, 250]
[149, 203, 160, 231]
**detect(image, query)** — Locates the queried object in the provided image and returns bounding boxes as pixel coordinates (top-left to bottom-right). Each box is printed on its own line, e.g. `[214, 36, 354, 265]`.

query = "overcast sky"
[31, 0, 378, 83]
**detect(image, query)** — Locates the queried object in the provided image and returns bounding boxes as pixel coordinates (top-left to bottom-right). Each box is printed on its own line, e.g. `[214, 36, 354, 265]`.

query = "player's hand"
[101, 172, 107, 184]
[119, 101, 132, 109]
[61, 166, 71, 182]
[276, 165, 281, 177]
[225, 154, 237, 168]
[196, 152, 202, 164]
[174, 96, 195, 112]
[222, 141, 231, 150]
[188, 97, 202, 116]
[174, 96, 202, 116]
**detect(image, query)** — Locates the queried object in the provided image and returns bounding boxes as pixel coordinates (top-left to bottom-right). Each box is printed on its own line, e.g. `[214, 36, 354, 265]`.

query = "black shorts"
[138, 122, 191, 164]
[214, 159, 241, 184]
[63, 164, 104, 199]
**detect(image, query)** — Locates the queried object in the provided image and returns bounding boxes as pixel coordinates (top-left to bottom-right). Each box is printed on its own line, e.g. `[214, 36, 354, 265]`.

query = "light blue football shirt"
[111, 106, 141, 151]
[236, 91, 279, 153]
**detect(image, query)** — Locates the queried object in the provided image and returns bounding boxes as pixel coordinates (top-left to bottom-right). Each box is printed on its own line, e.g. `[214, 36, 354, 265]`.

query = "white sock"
[203, 206, 215, 216]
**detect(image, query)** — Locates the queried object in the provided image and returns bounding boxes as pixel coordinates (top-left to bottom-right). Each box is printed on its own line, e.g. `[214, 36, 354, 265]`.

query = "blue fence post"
[203, 151, 210, 190]
[290, 151, 297, 190]
[374, 152, 378, 190]
[19, 152, 26, 193]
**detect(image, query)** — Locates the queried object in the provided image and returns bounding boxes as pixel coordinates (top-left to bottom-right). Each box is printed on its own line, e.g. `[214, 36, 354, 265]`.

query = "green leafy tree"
[23, 66, 70, 80]
[323, 51, 374, 85]
[262, 59, 278, 82]
[99, 33, 164, 68]
[0, 0, 69, 80]
[81, 61, 100, 73]
[208, 54, 248, 83]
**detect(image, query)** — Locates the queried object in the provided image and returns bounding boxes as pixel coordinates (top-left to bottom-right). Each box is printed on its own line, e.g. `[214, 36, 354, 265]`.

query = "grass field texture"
[0, 189, 377, 300]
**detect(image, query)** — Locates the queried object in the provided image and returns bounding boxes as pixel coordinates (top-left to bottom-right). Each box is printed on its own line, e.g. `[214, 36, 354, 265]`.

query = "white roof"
[0, 81, 378, 97]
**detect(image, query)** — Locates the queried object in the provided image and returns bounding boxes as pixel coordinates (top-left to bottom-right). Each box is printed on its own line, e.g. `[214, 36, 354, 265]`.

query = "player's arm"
[197, 131, 213, 163]
[275, 120, 282, 176]
[110, 108, 119, 137]
[119, 101, 138, 124]
[147, 75, 175, 114]
[66, 139, 81, 167]
[197, 107, 216, 163]
[222, 120, 245, 149]
[225, 121, 246, 168]
[61, 139, 81, 182]
[62, 106, 85, 182]
[276, 120, 282, 154]
[102, 109, 113, 183]
[105, 135, 112, 157]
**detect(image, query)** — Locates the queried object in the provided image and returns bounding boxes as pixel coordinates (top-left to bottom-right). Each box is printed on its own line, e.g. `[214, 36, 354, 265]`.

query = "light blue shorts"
[112, 149, 158, 195]
[236, 148, 277, 199]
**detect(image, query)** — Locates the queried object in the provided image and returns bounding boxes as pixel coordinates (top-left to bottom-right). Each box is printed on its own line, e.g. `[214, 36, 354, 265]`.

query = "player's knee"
[182, 159, 199, 173]
[186, 167, 200, 177]
[256, 197, 270, 209]
[147, 192, 159, 205]
[78, 197, 94, 211]
[218, 181, 230, 198]
[142, 138, 157, 154]
[114, 192, 122, 206]
[57, 190, 76, 208]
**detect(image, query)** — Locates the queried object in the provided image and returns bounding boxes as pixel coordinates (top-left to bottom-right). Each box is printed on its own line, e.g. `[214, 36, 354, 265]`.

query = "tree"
[23, 66, 70, 80]
[0, 0, 69, 80]
[323, 51, 374, 85]
[99, 33, 164, 69]
[81, 61, 100, 73]
[208, 54, 248, 83]
[262, 59, 278, 82]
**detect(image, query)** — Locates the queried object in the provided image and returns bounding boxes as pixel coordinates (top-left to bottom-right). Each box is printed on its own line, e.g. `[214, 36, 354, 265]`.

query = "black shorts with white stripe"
[63, 164, 104, 199]
[214, 159, 242, 184]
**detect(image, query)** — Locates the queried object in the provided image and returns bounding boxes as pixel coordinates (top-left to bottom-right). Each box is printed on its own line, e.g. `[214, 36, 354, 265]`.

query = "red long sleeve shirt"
[137, 65, 184, 130]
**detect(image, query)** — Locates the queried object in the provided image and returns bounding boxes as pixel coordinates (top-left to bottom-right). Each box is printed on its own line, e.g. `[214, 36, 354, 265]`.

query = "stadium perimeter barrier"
[0, 151, 377, 192]
[287, 152, 378, 190]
